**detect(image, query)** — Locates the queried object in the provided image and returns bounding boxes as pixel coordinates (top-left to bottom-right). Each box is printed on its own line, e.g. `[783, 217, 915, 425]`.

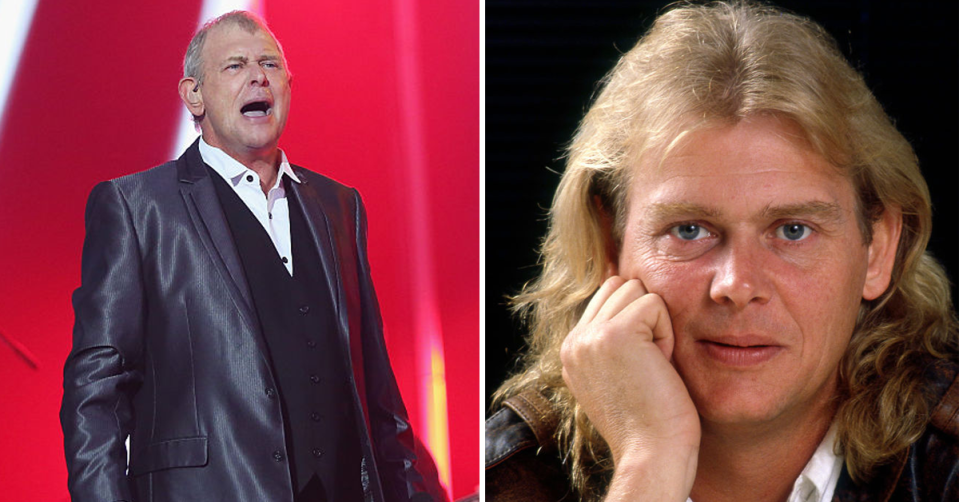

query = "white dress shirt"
[689, 424, 843, 502]
[199, 138, 301, 275]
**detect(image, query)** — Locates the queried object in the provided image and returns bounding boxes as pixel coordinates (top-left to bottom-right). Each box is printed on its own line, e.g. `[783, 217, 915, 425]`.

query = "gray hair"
[183, 10, 282, 84]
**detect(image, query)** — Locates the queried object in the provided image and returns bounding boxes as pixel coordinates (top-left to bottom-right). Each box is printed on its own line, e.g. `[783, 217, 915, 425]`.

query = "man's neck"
[242, 156, 280, 195]
[689, 393, 837, 502]
[203, 137, 281, 195]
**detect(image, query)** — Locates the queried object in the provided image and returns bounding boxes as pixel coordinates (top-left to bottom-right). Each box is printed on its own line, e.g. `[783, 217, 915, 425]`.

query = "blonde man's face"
[615, 115, 892, 429]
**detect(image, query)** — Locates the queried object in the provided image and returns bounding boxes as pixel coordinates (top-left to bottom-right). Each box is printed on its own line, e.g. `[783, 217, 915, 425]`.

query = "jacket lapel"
[287, 173, 345, 339]
[175, 140, 259, 337]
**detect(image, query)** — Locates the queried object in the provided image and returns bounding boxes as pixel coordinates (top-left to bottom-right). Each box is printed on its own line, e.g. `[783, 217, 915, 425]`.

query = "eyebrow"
[643, 200, 844, 224]
[222, 54, 281, 65]
[644, 202, 721, 222]
[761, 201, 844, 224]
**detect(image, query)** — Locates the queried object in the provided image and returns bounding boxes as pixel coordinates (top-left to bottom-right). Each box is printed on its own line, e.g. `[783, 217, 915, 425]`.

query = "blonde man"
[487, 2, 958, 501]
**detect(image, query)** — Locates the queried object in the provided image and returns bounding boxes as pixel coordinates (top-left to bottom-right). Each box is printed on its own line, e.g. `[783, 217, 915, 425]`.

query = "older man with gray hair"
[61, 11, 430, 502]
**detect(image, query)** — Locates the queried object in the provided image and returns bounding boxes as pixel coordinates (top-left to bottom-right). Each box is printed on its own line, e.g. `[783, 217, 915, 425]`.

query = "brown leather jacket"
[486, 360, 959, 501]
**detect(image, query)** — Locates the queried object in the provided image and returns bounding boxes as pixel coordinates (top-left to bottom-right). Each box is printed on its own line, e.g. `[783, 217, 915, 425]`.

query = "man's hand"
[560, 276, 700, 501]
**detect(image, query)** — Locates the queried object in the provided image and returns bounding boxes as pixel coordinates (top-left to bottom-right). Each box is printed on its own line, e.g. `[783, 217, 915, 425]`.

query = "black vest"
[209, 168, 362, 500]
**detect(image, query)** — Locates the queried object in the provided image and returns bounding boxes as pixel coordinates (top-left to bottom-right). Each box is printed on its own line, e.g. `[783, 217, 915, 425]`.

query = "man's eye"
[670, 224, 710, 241]
[776, 223, 811, 241]
[262, 61, 279, 69]
[227, 63, 242, 70]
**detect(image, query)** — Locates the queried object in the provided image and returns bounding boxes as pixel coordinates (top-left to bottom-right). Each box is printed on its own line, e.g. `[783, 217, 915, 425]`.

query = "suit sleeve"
[351, 189, 430, 502]
[61, 181, 145, 502]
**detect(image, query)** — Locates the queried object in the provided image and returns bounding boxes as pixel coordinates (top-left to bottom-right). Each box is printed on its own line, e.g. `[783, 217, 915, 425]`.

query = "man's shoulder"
[838, 357, 959, 501]
[926, 357, 959, 437]
[104, 161, 180, 194]
[288, 164, 364, 218]
[80, 162, 182, 214]
[835, 357, 959, 501]
[901, 356, 959, 499]
[485, 390, 571, 502]
[290, 164, 356, 196]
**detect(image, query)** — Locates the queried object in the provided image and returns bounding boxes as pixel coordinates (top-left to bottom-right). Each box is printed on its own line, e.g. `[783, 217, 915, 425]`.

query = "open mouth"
[241, 101, 272, 117]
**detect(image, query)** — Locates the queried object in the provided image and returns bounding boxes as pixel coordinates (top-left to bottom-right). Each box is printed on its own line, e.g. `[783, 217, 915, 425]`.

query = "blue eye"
[776, 223, 811, 241]
[670, 224, 710, 241]
[227, 63, 242, 70]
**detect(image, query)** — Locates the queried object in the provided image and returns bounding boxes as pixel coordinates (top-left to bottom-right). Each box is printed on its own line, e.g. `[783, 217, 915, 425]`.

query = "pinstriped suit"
[61, 139, 424, 502]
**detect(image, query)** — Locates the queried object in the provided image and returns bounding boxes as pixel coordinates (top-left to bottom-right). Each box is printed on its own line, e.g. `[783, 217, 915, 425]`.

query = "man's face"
[617, 115, 885, 429]
[196, 24, 290, 158]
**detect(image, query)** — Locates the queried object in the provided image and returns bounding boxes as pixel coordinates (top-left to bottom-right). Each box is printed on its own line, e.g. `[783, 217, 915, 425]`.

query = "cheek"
[793, 268, 862, 353]
[626, 258, 709, 322]
[779, 249, 867, 319]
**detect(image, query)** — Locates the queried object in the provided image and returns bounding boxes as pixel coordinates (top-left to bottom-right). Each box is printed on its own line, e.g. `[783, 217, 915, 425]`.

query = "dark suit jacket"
[61, 140, 422, 502]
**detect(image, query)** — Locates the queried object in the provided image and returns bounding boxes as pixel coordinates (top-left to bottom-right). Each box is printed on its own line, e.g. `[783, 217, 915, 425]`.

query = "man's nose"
[709, 238, 771, 308]
[250, 65, 269, 86]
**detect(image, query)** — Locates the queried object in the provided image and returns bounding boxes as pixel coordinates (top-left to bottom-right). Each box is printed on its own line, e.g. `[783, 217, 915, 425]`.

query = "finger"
[609, 293, 675, 360]
[580, 276, 628, 324]
[605, 261, 617, 279]
[594, 278, 649, 322]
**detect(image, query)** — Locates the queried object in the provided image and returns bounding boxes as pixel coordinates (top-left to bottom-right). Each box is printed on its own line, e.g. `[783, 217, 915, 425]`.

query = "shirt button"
[310, 374, 320, 384]
[299, 305, 310, 314]
[273, 450, 285, 462]
[246, 175, 254, 182]
[312, 448, 322, 458]
[281, 257, 289, 264]
[269, 212, 273, 220]
[311, 412, 321, 422]
[265, 388, 276, 399]
[306, 340, 316, 348]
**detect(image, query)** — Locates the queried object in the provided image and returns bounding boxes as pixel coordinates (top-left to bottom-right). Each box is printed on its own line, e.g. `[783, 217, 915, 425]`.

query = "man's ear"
[178, 77, 204, 119]
[862, 205, 902, 301]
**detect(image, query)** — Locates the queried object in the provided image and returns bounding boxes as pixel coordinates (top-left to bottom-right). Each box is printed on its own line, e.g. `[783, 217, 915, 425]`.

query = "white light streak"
[171, 0, 259, 158]
[0, 0, 40, 138]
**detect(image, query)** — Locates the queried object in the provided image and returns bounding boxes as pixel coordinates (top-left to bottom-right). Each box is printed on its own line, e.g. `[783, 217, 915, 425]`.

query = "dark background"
[486, 0, 959, 410]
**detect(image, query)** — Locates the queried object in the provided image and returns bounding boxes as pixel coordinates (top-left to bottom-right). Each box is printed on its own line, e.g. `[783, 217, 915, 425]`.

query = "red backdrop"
[0, 0, 478, 500]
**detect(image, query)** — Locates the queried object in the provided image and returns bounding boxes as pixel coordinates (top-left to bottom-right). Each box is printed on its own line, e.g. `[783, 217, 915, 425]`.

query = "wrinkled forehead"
[203, 22, 285, 62]
[614, 114, 857, 224]
[620, 114, 849, 204]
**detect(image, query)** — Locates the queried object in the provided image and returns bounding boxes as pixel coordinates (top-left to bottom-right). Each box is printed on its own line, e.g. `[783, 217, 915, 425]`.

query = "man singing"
[62, 11, 428, 502]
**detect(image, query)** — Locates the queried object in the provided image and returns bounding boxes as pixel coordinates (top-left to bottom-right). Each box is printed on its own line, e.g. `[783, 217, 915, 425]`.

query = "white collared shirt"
[786, 424, 843, 502]
[199, 138, 301, 275]
[688, 424, 843, 502]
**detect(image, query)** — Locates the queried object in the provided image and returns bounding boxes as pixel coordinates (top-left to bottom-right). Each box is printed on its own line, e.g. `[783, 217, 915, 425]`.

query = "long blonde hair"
[493, 2, 958, 499]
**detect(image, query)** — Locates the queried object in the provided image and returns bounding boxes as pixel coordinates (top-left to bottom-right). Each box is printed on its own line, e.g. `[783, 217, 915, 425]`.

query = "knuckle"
[605, 275, 626, 287]
[561, 332, 583, 365]
[634, 291, 662, 308]
[560, 341, 572, 365]
[647, 293, 668, 312]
